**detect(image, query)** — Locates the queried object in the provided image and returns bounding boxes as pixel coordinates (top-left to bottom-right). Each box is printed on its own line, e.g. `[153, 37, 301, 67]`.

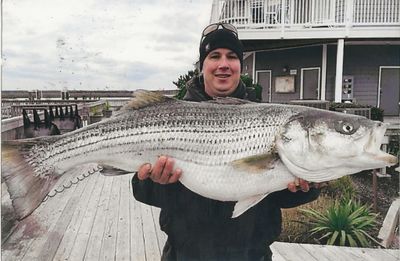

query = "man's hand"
[287, 178, 327, 192]
[137, 156, 182, 184]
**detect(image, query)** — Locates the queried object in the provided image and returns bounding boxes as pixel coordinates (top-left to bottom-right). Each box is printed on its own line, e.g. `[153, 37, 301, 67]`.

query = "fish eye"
[343, 124, 353, 133]
[335, 121, 358, 135]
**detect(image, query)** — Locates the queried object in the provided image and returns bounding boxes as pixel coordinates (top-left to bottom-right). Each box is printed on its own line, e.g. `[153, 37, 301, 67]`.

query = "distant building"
[210, 0, 400, 116]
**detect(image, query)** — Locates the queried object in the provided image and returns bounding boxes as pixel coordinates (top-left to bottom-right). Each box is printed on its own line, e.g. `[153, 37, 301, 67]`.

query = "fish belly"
[176, 159, 295, 202]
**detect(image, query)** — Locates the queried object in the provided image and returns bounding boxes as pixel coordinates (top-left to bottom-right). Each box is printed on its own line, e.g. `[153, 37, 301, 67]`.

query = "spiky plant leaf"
[340, 230, 347, 246]
[300, 198, 378, 247]
[347, 234, 357, 247]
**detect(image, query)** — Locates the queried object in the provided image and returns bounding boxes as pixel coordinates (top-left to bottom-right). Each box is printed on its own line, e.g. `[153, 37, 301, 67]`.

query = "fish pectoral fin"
[99, 165, 132, 176]
[231, 153, 279, 173]
[232, 194, 269, 218]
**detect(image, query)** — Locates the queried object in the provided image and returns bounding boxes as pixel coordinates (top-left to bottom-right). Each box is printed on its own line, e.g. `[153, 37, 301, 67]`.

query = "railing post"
[209, 0, 219, 24]
[280, 0, 285, 38]
[345, 0, 354, 36]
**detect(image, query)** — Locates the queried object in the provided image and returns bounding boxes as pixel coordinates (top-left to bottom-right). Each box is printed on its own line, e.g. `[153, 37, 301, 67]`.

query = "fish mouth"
[364, 122, 397, 166]
[367, 151, 398, 165]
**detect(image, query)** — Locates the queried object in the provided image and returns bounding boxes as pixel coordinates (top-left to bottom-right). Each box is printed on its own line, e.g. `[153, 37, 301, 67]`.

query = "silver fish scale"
[33, 101, 301, 172]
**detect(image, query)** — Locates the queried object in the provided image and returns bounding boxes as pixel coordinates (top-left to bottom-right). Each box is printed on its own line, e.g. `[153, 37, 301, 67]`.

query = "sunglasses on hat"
[200, 23, 239, 44]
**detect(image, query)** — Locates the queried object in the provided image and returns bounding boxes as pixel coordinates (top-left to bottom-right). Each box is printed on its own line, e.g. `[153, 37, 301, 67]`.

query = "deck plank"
[1, 168, 86, 261]
[286, 243, 400, 261]
[51, 171, 101, 260]
[67, 173, 107, 260]
[271, 242, 319, 261]
[339, 246, 398, 261]
[378, 197, 400, 248]
[99, 174, 121, 261]
[299, 243, 338, 261]
[35, 172, 99, 261]
[271, 252, 287, 261]
[313, 244, 366, 261]
[115, 175, 133, 261]
[83, 175, 115, 261]
[140, 202, 161, 260]
[129, 176, 146, 261]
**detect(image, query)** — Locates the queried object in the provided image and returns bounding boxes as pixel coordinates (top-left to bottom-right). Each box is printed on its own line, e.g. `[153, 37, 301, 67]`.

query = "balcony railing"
[211, 0, 400, 29]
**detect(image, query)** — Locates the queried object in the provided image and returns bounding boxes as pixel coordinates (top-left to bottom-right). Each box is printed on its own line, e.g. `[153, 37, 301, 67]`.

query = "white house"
[210, 0, 400, 116]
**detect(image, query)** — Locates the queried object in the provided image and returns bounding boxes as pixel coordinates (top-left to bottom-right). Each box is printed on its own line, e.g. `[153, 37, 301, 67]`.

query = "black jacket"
[132, 76, 320, 261]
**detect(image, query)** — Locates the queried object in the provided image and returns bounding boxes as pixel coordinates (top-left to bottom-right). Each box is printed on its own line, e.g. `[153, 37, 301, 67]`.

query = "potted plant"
[103, 101, 112, 118]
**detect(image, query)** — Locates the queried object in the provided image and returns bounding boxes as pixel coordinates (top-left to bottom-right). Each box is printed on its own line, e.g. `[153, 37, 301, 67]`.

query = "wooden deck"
[2, 164, 399, 261]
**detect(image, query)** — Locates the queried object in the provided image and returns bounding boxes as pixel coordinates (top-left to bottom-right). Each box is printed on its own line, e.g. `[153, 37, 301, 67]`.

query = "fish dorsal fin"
[126, 90, 175, 109]
[205, 97, 253, 105]
[112, 90, 177, 117]
[231, 153, 279, 173]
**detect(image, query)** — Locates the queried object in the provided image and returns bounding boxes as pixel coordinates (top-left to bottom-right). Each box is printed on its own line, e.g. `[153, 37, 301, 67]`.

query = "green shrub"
[104, 101, 111, 110]
[253, 83, 262, 101]
[370, 107, 384, 121]
[325, 176, 356, 200]
[240, 75, 262, 101]
[387, 135, 399, 158]
[300, 199, 378, 247]
[329, 102, 384, 121]
[173, 69, 199, 100]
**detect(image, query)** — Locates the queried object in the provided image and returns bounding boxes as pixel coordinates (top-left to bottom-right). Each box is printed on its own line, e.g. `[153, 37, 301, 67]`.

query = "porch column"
[252, 52, 256, 83]
[321, 44, 327, 101]
[335, 39, 344, 102]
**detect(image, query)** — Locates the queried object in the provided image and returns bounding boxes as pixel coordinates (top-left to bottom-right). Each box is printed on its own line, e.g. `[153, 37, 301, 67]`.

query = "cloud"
[2, 0, 213, 91]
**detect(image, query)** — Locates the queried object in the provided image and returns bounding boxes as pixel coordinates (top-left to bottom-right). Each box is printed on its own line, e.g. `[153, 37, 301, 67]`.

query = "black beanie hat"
[199, 29, 243, 71]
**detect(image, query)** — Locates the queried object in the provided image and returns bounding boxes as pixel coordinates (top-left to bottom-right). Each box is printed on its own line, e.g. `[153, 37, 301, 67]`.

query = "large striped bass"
[2, 91, 397, 219]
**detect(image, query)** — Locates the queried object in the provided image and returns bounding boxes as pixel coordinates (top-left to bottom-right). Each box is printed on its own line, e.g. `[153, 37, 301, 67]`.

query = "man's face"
[202, 48, 241, 97]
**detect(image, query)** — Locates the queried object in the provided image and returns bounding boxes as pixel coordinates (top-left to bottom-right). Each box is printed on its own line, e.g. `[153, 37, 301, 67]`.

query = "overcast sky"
[2, 0, 214, 91]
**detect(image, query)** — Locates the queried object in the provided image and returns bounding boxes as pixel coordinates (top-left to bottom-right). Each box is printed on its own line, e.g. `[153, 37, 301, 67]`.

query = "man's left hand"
[287, 178, 327, 192]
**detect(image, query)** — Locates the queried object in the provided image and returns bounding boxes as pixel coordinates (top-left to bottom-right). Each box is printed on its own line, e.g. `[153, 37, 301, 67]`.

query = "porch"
[210, 0, 400, 39]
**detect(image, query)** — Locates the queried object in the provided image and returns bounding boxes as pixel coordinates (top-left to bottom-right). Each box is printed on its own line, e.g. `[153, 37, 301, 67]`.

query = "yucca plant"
[300, 199, 379, 247]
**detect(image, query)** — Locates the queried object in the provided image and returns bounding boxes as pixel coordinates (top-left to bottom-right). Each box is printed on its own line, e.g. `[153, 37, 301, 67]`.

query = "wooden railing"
[335, 107, 371, 119]
[212, 0, 400, 28]
[288, 100, 330, 110]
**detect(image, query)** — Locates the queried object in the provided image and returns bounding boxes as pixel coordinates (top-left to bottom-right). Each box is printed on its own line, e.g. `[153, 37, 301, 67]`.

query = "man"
[132, 23, 320, 261]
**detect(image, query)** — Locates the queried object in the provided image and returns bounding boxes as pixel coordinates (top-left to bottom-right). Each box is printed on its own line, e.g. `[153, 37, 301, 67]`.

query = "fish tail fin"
[2, 138, 60, 220]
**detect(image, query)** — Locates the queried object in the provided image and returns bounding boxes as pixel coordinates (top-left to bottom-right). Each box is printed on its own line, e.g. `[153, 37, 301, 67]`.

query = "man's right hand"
[137, 155, 182, 184]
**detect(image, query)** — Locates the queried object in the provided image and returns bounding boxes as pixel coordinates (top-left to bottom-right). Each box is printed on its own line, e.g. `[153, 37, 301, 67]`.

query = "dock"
[1, 164, 399, 261]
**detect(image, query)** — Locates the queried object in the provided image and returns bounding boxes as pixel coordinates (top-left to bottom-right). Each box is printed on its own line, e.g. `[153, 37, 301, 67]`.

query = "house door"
[301, 68, 320, 100]
[256, 70, 271, 102]
[379, 67, 400, 116]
